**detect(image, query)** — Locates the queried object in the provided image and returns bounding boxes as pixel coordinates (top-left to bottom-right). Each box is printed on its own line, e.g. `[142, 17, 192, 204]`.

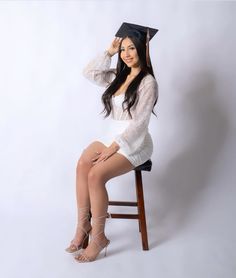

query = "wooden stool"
[84, 160, 152, 250]
[108, 160, 152, 250]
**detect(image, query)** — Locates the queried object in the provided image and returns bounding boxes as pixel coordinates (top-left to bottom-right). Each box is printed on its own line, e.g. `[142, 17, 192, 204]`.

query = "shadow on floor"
[148, 69, 230, 248]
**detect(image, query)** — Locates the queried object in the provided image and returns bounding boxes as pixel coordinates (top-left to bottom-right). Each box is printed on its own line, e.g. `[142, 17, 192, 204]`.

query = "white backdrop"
[0, 1, 235, 277]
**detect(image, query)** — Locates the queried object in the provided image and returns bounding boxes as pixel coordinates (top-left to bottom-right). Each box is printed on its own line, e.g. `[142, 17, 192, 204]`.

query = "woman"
[66, 22, 158, 262]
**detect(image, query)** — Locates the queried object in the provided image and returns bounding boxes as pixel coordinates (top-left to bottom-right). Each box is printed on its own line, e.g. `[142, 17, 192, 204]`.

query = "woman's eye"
[120, 47, 135, 51]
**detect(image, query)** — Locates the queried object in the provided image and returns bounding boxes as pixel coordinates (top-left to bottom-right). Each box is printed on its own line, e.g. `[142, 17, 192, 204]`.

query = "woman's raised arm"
[82, 38, 122, 87]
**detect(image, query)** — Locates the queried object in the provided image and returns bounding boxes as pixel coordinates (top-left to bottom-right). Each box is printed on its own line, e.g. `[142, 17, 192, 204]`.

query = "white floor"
[1, 170, 235, 278]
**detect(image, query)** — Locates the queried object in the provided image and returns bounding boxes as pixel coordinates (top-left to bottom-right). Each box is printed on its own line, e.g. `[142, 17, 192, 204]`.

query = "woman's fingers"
[91, 152, 101, 162]
[108, 37, 122, 56]
[91, 152, 104, 164]
[112, 37, 122, 50]
[92, 157, 103, 165]
[114, 37, 122, 47]
[93, 155, 106, 163]
[92, 147, 116, 164]
[92, 153, 110, 164]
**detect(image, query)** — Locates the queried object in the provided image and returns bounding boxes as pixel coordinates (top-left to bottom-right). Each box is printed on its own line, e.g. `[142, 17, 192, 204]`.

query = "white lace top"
[83, 50, 158, 166]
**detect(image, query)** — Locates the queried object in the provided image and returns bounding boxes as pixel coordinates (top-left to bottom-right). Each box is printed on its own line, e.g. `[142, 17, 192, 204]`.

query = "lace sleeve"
[82, 50, 116, 87]
[114, 76, 158, 154]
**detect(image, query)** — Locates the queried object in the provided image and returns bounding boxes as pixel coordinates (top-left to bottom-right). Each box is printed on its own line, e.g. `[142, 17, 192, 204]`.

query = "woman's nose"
[124, 50, 130, 57]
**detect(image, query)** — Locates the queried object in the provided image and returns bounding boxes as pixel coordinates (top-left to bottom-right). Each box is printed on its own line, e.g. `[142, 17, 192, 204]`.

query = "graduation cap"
[115, 22, 158, 67]
[115, 22, 158, 41]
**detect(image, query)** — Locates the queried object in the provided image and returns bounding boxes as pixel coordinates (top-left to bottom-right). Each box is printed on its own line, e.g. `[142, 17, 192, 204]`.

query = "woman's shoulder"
[138, 73, 158, 91]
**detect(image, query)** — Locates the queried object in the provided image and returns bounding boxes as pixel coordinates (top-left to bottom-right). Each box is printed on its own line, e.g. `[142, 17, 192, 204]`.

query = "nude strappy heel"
[65, 207, 92, 253]
[74, 214, 110, 262]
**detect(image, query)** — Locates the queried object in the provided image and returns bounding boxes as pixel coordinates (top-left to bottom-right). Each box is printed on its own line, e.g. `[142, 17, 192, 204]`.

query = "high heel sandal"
[65, 207, 92, 253]
[74, 214, 110, 262]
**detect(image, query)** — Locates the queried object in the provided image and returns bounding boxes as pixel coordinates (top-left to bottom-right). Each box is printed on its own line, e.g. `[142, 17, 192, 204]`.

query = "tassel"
[146, 28, 151, 67]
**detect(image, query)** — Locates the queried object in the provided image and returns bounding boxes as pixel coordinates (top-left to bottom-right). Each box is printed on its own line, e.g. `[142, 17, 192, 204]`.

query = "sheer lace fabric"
[83, 51, 158, 167]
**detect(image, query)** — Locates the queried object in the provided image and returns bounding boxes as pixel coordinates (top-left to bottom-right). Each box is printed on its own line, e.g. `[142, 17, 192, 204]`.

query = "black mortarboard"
[115, 22, 158, 67]
[115, 22, 158, 41]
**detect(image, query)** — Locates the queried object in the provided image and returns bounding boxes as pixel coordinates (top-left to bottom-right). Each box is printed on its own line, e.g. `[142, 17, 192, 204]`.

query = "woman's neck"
[129, 66, 141, 77]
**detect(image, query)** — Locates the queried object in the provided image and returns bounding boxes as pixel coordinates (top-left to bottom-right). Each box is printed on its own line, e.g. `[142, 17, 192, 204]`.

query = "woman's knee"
[76, 153, 91, 173]
[87, 168, 106, 188]
[85, 141, 105, 153]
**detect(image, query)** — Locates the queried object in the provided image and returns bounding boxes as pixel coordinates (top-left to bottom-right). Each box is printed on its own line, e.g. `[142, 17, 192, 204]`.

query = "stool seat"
[135, 160, 152, 172]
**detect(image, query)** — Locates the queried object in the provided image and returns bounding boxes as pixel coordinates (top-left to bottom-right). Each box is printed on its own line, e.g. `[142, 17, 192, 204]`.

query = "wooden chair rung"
[108, 201, 138, 207]
[109, 213, 139, 219]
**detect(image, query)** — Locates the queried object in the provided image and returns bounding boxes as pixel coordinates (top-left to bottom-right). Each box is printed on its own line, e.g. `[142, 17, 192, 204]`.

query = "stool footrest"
[109, 213, 139, 219]
[109, 201, 138, 207]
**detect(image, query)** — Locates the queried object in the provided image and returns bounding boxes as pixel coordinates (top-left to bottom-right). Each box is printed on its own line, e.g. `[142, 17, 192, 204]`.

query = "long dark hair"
[101, 33, 157, 118]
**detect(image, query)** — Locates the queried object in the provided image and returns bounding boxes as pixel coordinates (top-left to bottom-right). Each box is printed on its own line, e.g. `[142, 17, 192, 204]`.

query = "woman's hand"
[107, 37, 122, 57]
[92, 142, 120, 165]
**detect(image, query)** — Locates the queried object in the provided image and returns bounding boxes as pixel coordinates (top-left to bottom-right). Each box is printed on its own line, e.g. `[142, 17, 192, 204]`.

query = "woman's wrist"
[109, 142, 120, 152]
[107, 49, 115, 57]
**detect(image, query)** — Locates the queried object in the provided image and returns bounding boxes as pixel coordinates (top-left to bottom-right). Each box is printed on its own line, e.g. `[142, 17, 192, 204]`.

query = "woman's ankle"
[77, 220, 91, 231]
[90, 230, 106, 240]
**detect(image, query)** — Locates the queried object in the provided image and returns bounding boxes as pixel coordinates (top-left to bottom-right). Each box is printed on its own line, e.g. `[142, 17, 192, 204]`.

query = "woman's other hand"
[92, 142, 120, 164]
[107, 37, 122, 57]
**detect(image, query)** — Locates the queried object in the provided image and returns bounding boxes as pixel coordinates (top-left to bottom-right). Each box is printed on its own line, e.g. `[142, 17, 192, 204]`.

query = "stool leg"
[135, 170, 149, 250]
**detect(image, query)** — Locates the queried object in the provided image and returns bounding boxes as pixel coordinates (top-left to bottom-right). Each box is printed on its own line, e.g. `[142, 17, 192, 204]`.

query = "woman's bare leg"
[69, 141, 108, 248]
[75, 152, 134, 261]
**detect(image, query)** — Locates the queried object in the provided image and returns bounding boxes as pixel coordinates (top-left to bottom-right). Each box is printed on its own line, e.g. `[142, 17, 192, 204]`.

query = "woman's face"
[120, 37, 140, 68]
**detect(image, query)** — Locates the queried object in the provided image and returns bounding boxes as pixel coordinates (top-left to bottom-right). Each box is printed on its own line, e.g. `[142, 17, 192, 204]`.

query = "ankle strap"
[92, 215, 108, 221]
[90, 215, 109, 249]
[78, 206, 91, 222]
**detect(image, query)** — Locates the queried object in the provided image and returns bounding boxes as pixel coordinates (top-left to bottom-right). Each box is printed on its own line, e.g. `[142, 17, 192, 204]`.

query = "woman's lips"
[124, 58, 133, 63]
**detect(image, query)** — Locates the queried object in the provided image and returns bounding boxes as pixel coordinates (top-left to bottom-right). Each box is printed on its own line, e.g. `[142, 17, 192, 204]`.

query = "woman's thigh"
[80, 141, 107, 164]
[89, 152, 134, 183]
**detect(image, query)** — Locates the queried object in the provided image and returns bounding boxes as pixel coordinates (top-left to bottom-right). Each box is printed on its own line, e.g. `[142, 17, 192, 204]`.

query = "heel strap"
[90, 215, 109, 250]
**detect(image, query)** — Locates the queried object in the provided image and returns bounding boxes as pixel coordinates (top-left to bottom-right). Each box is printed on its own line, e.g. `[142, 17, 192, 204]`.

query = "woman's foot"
[74, 233, 110, 262]
[65, 206, 91, 253]
[74, 214, 110, 262]
[65, 221, 92, 253]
